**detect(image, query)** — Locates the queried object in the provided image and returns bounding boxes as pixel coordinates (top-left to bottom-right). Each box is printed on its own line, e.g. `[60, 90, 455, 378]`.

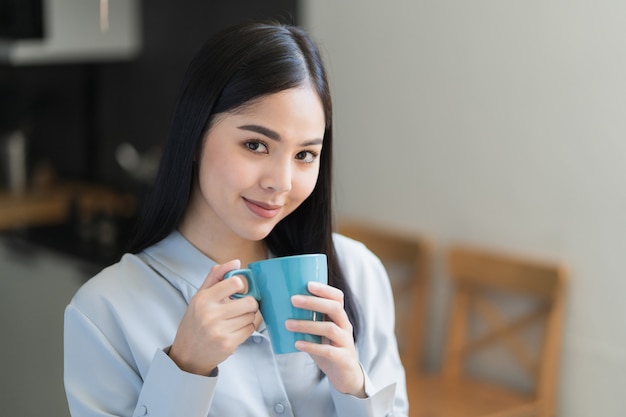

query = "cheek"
[202, 161, 256, 194]
[199, 145, 254, 190]
[292, 169, 320, 202]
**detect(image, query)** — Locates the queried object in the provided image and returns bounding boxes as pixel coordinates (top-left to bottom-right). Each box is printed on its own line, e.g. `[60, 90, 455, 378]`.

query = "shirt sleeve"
[134, 349, 218, 417]
[64, 305, 218, 417]
[332, 234, 410, 417]
[330, 365, 398, 417]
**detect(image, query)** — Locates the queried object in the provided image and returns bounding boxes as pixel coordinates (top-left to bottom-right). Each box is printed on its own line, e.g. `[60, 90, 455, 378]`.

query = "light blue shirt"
[64, 231, 408, 416]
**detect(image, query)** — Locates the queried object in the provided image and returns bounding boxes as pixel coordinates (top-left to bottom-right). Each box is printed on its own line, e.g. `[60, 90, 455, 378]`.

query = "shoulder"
[72, 253, 148, 299]
[333, 232, 385, 271]
[68, 252, 172, 323]
[332, 232, 390, 294]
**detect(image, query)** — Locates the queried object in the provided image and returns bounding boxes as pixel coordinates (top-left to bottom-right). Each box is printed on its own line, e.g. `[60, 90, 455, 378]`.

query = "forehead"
[213, 86, 326, 134]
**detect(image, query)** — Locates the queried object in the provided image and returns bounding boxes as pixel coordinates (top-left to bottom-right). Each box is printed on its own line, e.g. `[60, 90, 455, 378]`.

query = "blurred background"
[0, 1, 296, 416]
[1, 1, 625, 416]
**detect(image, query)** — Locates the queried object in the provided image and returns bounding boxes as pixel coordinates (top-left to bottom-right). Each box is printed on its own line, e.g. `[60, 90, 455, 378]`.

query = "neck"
[178, 181, 269, 266]
[178, 222, 267, 267]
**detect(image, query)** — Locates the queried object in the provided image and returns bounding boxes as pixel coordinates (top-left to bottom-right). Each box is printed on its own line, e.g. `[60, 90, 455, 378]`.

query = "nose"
[260, 157, 292, 192]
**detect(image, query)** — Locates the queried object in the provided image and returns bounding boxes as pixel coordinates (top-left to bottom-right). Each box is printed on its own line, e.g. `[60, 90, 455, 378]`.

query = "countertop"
[1, 181, 138, 267]
[0, 181, 136, 231]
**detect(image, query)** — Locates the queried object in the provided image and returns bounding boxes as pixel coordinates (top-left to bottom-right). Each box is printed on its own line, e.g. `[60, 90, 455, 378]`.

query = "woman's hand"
[168, 260, 259, 376]
[286, 282, 366, 398]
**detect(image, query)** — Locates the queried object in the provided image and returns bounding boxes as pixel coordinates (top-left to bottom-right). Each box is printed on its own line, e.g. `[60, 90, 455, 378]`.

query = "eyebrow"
[238, 124, 323, 146]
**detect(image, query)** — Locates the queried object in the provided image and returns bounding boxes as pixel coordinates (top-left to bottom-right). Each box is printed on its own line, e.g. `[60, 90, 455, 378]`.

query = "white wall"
[302, 1, 626, 416]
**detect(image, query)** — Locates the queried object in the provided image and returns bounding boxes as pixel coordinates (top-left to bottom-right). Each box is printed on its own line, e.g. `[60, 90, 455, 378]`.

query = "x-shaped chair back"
[442, 246, 567, 411]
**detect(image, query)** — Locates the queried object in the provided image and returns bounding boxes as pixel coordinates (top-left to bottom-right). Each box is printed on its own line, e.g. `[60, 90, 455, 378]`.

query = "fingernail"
[309, 281, 322, 289]
[291, 295, 305, 304]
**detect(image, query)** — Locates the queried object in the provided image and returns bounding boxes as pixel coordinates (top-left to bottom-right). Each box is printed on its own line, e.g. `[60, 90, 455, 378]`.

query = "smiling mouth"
[243, 198, 282, 219]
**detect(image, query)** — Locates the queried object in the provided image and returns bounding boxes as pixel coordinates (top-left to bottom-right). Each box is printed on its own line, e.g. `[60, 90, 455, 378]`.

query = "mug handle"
[223, 269, 260, 300]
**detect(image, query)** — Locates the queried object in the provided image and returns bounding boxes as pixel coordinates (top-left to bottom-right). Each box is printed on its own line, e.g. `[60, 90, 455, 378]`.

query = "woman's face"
[186, 85, 326, 246]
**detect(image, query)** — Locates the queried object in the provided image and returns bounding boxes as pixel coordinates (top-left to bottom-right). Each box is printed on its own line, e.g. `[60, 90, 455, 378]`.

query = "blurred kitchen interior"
[2, 1, 626, 417]
[0, 1, 296, 416]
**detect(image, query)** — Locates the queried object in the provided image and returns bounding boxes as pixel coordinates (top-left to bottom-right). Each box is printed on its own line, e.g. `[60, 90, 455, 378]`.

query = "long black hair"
[128, 21, 360, 340]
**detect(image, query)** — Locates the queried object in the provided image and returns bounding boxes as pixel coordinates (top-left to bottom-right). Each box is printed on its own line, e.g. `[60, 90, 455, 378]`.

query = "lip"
[243, 197, 282, 219]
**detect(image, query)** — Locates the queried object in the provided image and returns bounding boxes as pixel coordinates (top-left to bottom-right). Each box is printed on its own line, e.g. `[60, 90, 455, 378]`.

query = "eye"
[295, 150, 319, 164]
[244, 140, 268, 154]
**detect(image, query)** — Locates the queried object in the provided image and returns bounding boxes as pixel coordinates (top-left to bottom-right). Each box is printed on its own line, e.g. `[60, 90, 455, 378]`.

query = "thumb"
[199, 259, 241, 290]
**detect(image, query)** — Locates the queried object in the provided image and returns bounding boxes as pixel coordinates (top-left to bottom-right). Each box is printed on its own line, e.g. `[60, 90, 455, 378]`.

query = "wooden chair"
[337, 220, 433, 373]
[407, 245, 567, 417]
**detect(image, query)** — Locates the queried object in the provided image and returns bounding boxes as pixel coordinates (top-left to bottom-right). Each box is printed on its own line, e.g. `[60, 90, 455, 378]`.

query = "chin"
[238, 223, 276, 242]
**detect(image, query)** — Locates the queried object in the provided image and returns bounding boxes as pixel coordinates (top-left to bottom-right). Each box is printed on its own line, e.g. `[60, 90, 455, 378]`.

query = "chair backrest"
[442, 245, 567, 408]
[337, 220, 433, 372]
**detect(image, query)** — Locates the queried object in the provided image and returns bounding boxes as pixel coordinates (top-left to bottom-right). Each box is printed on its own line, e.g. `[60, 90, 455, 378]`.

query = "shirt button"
[253, 336, 262, 344]
[135, 405, 148, 416]
[274, 403, 285, 414]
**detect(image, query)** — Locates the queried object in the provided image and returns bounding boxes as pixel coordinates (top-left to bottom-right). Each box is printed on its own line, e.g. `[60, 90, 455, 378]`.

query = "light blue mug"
[224, 253, 327, 354]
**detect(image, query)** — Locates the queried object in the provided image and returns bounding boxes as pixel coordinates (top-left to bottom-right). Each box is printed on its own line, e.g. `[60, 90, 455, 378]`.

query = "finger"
[222, 310, 258, 333]
[293, 339, 335, 356]
[286, 319, 349, 346]
[221, 295, 259, 317]
[291, 293, 350, 329]
[307, 282, 344, 305]
[304, 282, 348, 326]
[230, 318, 258, 346]
[199, 259, 241, 290]
[201, 275, 249, 302]
[224, 273, 250, 295]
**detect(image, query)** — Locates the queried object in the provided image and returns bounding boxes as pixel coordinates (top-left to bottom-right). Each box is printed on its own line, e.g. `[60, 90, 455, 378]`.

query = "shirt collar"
[141, 230, 217, 304]
[140, 230, 268, 334]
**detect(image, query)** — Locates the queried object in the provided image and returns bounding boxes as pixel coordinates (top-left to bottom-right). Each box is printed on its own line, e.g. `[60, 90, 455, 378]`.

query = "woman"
[64, 21, 408, 416]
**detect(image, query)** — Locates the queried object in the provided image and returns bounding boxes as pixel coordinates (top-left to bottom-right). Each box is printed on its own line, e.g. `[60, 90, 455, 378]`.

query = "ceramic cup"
[224, 253, 327, 354]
